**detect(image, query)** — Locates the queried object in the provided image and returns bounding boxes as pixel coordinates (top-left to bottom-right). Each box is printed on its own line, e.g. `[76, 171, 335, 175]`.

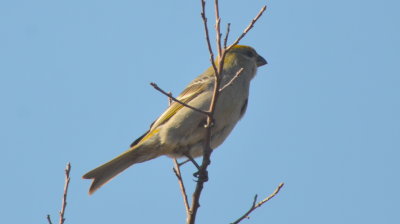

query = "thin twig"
[224, 23, 231, 49]
[231, 183, 284, 224]
[46, 215, 53, 224]
[214, 0, 222, 57]
[150, 82, 210, 116]
[219, 68, 244, 92]
[168, 90, 191, 218]
[165, 89, 192, 216]
[227, 5, 267, 51]
[200, 0, 218, 76]
[59, 163, 71, 224]
[173, 159, 191, 217]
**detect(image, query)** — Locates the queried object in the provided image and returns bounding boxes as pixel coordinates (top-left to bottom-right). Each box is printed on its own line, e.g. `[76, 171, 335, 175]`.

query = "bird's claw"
[193, 170, 209, 182]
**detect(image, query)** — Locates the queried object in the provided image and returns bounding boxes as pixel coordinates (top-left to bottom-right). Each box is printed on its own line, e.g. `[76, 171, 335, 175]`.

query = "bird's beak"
[256, 55, 267, 67]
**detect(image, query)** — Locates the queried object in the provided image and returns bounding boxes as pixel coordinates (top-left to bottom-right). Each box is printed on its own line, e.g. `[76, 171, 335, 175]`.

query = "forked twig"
[231, 183, 284, 224]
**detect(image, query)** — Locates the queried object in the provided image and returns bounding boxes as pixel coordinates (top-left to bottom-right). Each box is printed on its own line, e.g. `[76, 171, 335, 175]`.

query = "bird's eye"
[244, 50, 255, 58]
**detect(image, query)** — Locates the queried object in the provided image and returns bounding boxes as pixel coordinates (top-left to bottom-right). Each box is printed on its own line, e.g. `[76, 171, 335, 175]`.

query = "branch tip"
[231, 182, 284, 224]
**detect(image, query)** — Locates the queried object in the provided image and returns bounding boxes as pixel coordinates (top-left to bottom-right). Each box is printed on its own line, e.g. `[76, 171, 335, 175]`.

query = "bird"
[83, 45, 267, 194]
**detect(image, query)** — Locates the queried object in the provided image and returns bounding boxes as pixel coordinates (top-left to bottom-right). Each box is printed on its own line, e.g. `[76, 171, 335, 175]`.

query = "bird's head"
[227, 45, 267, 67]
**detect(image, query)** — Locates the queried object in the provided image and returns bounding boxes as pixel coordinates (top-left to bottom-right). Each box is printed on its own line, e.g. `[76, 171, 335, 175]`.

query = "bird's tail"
[82, 145, 160, 194]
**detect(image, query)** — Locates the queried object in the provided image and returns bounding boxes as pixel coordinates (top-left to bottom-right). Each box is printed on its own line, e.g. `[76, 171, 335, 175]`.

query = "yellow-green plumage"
[82, 45, 267, 194]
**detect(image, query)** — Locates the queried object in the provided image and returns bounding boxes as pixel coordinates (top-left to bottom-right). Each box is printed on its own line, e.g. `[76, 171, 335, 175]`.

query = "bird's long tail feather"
[82, 146, 159, 194]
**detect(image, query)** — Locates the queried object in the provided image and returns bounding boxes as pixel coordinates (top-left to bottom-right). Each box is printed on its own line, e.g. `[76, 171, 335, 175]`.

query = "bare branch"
[188, 1, 229, 223]
[214, 0, 222, 57]
[188, 2, 268, 224]
[46, 215, 53, 224]
[59, 163, 71, 224]
[224, 23, 231, 49]
[200, 0, 219, 76]
[227, 5, 267, 51]
[188, 2, 221, 224]
[150, 82, 210, 116]
[219, 68, 244, 92]
[231, 183, 284, 224]
[167, 90, 191, 218]
[173, 159, 191, 218]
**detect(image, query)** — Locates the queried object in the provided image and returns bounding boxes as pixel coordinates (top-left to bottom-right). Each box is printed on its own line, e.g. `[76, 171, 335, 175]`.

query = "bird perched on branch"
[83, 45, 267, 194]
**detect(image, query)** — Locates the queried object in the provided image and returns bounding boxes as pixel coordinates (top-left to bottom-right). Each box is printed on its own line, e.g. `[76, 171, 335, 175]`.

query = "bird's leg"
[182, 153, 209, 181]
[177, 159, 190, 167]
[183, 153, 201, 170]
[186, 155, 210, 181]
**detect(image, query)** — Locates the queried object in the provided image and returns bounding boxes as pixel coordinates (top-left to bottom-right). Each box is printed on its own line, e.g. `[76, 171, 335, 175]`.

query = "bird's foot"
[193, 169, 209, 182]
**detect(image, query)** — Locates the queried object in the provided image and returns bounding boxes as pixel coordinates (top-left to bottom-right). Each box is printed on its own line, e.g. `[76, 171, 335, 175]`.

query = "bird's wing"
[130, 73, 213, 148]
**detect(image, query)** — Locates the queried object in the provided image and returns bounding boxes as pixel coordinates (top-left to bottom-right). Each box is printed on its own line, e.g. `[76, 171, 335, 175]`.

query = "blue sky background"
[1, 0, 399, 223]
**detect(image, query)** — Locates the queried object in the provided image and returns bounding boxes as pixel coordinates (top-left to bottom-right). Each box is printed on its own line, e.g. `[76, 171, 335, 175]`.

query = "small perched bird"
[83, 45, 267, 194]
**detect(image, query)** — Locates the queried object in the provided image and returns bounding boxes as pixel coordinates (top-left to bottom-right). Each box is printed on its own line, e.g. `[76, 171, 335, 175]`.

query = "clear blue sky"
[1, 0, 399, 223]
